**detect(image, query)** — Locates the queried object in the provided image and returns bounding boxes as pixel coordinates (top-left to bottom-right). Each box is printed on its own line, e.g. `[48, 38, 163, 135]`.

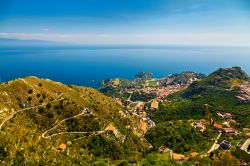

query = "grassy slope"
[0, 77, 148, 165]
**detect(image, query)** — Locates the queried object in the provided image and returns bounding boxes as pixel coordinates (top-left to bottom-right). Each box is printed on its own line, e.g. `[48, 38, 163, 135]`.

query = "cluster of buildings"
[136, 84, 187, 100]
[191, 120, 206, 133]
[133, 102, 156, 130]
[236, 81, 250, 102]
[213, 112, 238, 134]
[158, 146, 186, 161]
[158, 146, 200, 161]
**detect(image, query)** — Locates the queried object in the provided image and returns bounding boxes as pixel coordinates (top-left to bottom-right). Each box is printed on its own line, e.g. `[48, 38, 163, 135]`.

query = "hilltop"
[150, 67, 250, 127]
[0, 76, 150, 165]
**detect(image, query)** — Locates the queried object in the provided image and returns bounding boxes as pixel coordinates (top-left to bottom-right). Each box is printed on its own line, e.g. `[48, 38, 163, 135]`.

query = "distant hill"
[0, 38, 76, 47]
[150, 67, 250, 127]
[183, 67, 248, 97]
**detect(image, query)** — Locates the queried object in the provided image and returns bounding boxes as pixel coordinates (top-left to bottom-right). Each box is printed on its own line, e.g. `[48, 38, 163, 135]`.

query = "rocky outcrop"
[236, 81, 250, 102]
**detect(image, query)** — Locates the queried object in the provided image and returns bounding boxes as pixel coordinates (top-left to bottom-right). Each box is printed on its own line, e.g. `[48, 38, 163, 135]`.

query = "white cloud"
[0, 32, 250, 46]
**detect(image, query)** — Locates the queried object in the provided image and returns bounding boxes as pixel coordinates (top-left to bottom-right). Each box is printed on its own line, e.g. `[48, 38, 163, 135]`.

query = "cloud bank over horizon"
[0, 0, 250, 46]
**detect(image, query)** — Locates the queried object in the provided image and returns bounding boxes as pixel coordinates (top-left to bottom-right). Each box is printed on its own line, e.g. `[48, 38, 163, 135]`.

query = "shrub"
[38, 107, 45, 113]
[67, 141, 72, 147]
[27, 96, 32, 102]
[28, 89, 33, 94]
[46, 102, 52, 109]
[36, 93, 41, 98]
[46, 112, 54, 118]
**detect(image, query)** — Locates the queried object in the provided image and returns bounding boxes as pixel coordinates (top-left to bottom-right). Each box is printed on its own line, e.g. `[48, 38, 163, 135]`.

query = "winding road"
[0, 98, 64, 131]
[41, 108, 106, 139]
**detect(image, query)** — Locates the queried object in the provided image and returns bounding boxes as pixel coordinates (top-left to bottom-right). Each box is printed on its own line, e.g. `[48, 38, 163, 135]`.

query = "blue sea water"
[0, 46, 250, 88]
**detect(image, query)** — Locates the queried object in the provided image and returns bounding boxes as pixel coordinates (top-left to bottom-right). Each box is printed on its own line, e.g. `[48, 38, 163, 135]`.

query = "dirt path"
[0, 98, 64, 131]
[41, 108, 89, 139]
[43, 130, 105, 139]
[41, 108, 109, 139]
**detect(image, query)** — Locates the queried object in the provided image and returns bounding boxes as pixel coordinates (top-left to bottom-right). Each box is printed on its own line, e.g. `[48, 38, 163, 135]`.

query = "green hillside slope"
[150, 67, 250, 127]
[0, 77, 149, 165]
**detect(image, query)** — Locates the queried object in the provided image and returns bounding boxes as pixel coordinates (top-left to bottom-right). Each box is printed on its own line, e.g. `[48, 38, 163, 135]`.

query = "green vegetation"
[145, 121, 216, 154]
[231, 149, 250, 164]
[0, 67, 250, 165]
[131, 91, 156, 102]
[0, 76, 149, 165]
[150, 67, 250, 127]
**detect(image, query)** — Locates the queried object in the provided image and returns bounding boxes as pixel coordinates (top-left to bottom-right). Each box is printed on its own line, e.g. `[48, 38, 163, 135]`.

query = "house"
[245, 133, 250, 138]
[220, 140, 231, 150]
[190, 152, 199, 158]
[159, 146, 167, 153]
[158, 146, 173, 159]
[136, 102, 145, 111]
[151, 100, 159, 110]
[213, 123, 223, 130]
[158, 146, 172, 154]
[222, 121, 230, 128]
[57, 143, 67, 152]
[224, 113, 232, 120]
[105, 124, 118, 136]
[216, 112, 233, 120]
[192, 122, 206, 132]
[172, 153, 186, 161]
[223, 128, 235, 133]
[139, 122, 147, 133]
[243, 128, 250, 132]
[216, 112, 224, 118]
[86, 108, 93, 115]
[229, 120, 237, 124]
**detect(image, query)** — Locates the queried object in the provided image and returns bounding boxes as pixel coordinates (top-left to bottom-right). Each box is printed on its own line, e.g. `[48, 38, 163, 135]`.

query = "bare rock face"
[236, 81, 250, 102]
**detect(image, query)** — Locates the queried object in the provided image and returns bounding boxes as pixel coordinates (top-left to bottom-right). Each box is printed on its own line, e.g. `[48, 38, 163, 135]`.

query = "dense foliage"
[145, 121, 215, 154]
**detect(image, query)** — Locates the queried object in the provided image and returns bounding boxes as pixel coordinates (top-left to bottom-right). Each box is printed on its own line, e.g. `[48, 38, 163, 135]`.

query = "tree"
[212, 152, 240, 166]
[28, 89, 33, 94]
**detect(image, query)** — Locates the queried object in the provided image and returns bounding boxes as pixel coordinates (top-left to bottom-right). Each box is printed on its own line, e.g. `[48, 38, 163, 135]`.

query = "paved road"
[240, 138, 250, 154]
[207, 132, 222, 154]
[0, 98, 64, 131]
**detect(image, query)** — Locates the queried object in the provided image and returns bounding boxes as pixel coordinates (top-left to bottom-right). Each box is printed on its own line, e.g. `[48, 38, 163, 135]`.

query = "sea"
[1, 45, 250, 88]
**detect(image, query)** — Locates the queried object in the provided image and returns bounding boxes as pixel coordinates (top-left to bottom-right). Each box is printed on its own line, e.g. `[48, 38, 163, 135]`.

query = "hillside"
[144, 67, 250, 165]
[0, 77, 149, 165]
[1, 69, 249, 165]
[150, 67, 250, 127]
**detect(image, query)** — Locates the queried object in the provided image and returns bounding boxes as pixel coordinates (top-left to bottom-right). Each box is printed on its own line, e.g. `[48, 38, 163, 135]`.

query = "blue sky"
[0, 0, 250, 45]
